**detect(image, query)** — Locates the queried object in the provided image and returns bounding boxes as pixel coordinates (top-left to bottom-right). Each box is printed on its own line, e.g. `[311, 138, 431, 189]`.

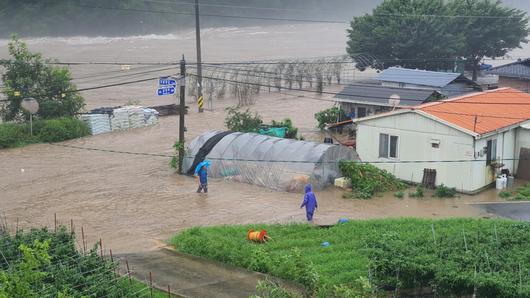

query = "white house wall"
[470, 130, 516, 191]
[357, 112, 476, 191]
[515, 128, 530, 174]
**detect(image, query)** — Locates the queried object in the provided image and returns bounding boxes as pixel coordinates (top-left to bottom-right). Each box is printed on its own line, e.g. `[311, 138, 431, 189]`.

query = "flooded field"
[0, 23, 505, 255]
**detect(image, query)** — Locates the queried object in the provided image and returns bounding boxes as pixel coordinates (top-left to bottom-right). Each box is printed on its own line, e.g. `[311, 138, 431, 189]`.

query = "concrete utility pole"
[195, 0, 204, 113]
[178, 56, 186, 174]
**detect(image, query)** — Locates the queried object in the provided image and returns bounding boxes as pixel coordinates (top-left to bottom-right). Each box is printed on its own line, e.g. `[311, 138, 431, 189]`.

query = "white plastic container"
[496, 177, 504, 190]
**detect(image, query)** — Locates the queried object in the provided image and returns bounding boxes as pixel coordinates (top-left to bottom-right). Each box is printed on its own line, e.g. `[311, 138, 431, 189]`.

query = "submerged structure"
[183, 131, 357, 192]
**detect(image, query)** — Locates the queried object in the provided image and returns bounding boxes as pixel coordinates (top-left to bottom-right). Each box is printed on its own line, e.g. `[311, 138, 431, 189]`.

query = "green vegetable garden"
[0, 226, 165, 297]
[172, 218, 530, 297]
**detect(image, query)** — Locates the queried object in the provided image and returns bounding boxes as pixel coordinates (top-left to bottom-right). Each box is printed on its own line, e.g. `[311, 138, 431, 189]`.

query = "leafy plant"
[499, 190, 513, 199]
[0, 117, 88, 148]
[251, 279, 300, 298]
[339, 161, 405, 199]
[314, 106, 345, 130]
[271, 118, 298, 139]
[393, 191, 404, 199]
[1, 37, 85, 121]
[0, 227, 160, 297]
[169, 141, 185, 170]
[37, 117, 89, 142]
[409, 185, 425, 198]
[224, 108, 263, 133]
[434, 184, 457, 198]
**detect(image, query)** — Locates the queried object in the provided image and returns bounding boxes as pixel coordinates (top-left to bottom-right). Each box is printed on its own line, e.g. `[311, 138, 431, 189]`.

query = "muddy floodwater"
[0, 24, 501, 255]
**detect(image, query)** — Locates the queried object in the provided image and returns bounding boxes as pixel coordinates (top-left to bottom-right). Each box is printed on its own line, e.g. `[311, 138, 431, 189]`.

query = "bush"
[37, 117, 89, 142]
[0, 117, 89, 148]
[225, 108, 263, 133]
[510, 183, 530, 201]
[393, 191, 404, 199]
[499, 191, 513, 199]
[314, 106, 345, 130]
[339, 161, 405, 199]
[271, 118, 298, 139]
[0, 122, 35, 148]
[409, 185, 425, 198]
[434, 184, 457, 198]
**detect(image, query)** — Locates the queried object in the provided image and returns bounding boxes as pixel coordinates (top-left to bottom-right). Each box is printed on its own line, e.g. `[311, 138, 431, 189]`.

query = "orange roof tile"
[414, 87, 530, 135]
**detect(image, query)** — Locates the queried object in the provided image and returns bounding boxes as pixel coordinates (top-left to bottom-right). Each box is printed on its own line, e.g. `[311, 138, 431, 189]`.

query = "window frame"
[379, 133, 399, 159]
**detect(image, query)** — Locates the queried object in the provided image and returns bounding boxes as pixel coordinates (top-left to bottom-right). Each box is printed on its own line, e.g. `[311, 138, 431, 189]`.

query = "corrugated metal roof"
[417, 87, 530, 135]
[334, 84, 436, 106]
[376, 67, 461, 88]
[487, 59, 530, 80]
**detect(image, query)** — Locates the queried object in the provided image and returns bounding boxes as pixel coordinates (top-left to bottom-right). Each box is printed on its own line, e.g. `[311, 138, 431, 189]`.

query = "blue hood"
[304, 184, 312, 193]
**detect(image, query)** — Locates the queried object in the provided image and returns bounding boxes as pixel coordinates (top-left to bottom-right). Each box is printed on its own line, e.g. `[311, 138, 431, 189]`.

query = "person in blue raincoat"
[300, 184, 318, 222]
[194, 160, 210, 193]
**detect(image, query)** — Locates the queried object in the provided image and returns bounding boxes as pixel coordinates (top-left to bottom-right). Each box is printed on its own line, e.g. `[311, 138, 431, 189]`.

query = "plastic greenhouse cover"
[183, 131, 358, 192]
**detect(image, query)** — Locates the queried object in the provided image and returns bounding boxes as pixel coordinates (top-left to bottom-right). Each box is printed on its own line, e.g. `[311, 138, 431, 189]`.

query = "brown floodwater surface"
[0, 24, 494, 255]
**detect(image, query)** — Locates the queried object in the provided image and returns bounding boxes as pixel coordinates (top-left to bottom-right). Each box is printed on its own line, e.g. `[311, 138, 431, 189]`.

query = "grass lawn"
[171, 218, 530, 298]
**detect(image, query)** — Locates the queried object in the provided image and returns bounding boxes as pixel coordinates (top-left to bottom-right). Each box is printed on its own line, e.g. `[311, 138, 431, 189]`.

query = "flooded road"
[0, 24, 500, 255]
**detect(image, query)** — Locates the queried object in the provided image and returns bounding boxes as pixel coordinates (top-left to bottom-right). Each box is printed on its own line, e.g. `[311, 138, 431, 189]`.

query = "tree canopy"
[347, 0, 529, 78]
[0, 37, 85, 121]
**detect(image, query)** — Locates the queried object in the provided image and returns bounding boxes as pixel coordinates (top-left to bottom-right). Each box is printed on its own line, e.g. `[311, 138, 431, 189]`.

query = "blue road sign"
[157, 86, 176, 96]
[159, 78, 177, 86]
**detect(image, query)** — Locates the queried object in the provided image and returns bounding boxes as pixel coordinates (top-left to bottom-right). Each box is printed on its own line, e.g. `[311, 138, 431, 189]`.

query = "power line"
[140, 0, 322, 12]
[49, 143, 530, 165]
[75, 4, 347, 24]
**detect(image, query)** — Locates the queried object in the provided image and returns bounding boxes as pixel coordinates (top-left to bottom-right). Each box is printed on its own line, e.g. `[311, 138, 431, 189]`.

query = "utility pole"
[178, 56, 186, 174]
[195, 0, 204, 113]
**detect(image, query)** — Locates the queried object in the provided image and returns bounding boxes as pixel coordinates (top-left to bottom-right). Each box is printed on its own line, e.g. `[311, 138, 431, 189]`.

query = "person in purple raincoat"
[300, 184, 318, 222]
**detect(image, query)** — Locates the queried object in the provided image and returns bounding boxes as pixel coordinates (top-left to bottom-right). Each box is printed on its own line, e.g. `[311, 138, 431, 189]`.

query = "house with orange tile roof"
[353, 87, 530, 193]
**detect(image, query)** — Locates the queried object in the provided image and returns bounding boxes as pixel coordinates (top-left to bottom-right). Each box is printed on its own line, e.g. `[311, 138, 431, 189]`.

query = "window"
[379, 134, 399, 158]
[486, 139, 497, 165]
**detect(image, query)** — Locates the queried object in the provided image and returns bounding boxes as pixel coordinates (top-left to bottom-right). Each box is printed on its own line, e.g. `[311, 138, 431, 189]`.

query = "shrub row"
[0, 117, 89, 149]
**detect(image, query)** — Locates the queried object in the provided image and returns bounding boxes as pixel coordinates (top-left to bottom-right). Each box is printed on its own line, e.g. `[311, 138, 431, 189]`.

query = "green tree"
[447, 0, 529, 80]
[347, 0, 461, 71]
[224, 108, 263, 133]
[347, 0, 529, 76]
[0, 36, 85, 121]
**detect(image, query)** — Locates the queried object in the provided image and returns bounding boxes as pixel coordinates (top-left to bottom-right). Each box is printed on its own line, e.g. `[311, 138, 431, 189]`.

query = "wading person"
[300, 184, 318, 222]
[194, 161, 210, 194]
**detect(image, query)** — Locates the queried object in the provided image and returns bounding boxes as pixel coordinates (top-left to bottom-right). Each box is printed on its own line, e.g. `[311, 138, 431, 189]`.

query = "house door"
[517, 148, 530, 180]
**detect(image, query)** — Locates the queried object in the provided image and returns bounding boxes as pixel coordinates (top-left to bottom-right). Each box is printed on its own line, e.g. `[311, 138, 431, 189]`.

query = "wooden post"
[54, 213, 57, 233]
[109, 249, 116, 275]
[126, 259, 132, 284]
[15, 218, 19, 235]
[70, 219, 74, 235]
[99, 238, 104, 258]
[149, 272, 153, 298]
[168, 285, 171, 298]
[81, 227, 86, 254]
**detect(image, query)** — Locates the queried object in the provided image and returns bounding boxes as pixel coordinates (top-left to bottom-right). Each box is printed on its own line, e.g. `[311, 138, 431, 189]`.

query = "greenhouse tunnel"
[183, 131, 358, 192]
